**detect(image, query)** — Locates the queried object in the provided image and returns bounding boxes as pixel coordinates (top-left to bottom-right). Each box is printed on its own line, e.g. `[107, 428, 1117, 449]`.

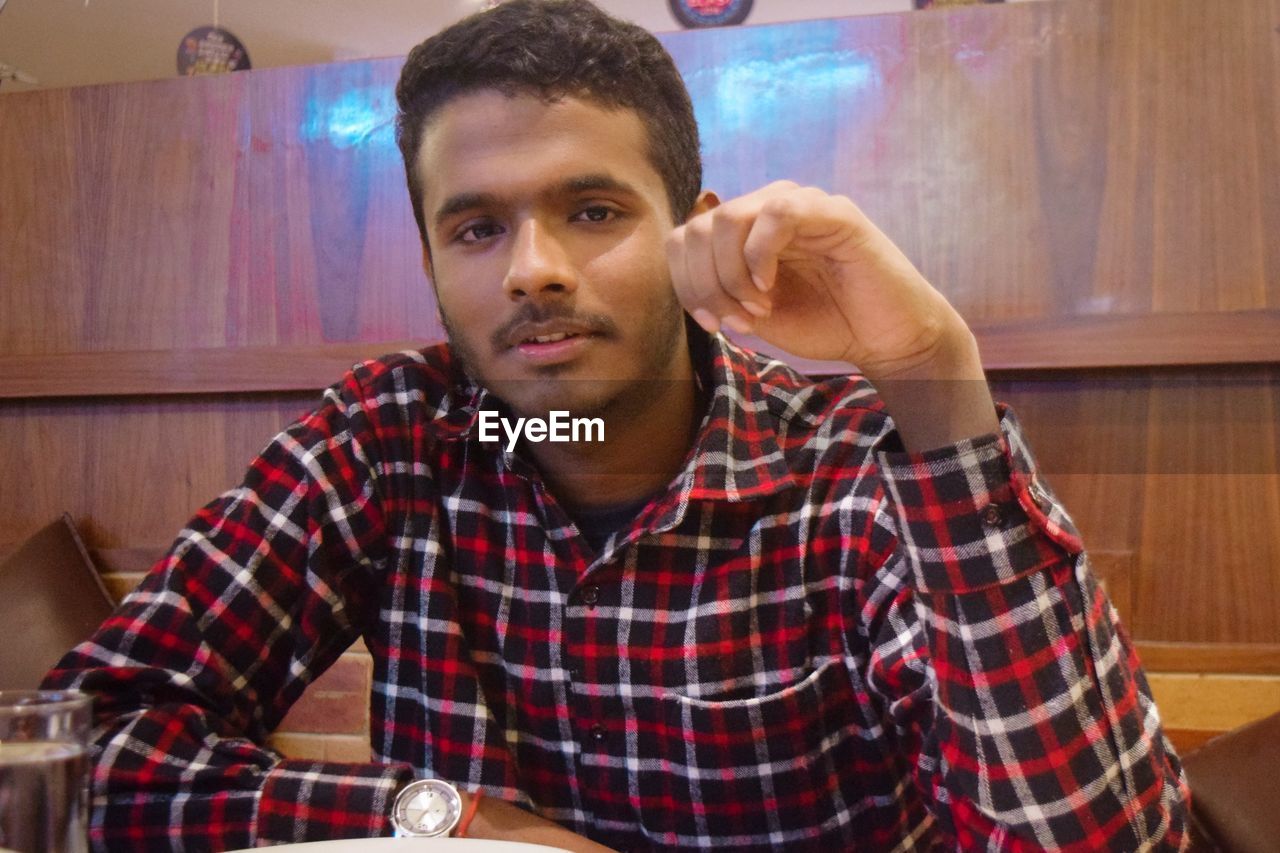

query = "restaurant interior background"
[0, 0, 1052, 90]
[2, 0, 1279, 772]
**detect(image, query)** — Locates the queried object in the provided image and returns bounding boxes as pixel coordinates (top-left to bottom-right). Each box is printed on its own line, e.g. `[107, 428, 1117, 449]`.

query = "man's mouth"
[505, 322, 601, 366]
[503, 318, 601, 350]
[524, 331, 581, 345]
[491, 310, 618, 367]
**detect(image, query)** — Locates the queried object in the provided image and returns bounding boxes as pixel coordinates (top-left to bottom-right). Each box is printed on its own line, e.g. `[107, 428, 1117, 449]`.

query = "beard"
[437, 285, 689, 426]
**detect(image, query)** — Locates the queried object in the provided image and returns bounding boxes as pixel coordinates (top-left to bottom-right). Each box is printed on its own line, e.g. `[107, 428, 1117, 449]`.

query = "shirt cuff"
[876, 404, 1084, 594]
[257, 759, 415, 844]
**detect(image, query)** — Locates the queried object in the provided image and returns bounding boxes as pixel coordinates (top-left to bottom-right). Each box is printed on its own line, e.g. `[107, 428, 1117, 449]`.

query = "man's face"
[416, 91, 692, 421]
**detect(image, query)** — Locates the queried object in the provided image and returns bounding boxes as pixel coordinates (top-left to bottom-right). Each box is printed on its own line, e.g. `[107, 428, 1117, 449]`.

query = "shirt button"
[581, 585, 600, 607]
[980, 504, 1006, 528]
[589, 723, 606, 743]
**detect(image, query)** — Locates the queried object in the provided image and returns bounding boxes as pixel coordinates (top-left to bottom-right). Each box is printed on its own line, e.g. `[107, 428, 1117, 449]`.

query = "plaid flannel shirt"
[47, 331, 1189, 851]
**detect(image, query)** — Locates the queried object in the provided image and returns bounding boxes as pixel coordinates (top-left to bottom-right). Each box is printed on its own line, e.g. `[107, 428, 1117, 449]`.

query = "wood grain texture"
[0, 61, 441, 356]
[969, 311, 1280, 371]
[0, 393, 315, 547]
[0, 342, 425, 399]
[3, 0, 1280, 755]
[1137, 642, 1280, 676]
[1135, 374, 1280, 642]
[660, 0, 1280, 323]
[994, 368, 1280, 644]
[1146, 673, 1280, 733]
[89, 548, 166, 576]
[1163, 729, 1226, 755]
[3, 0, 1279, 359]
[1085, 550, 1135, 627]
[100, 572, 146, 604]
[6, 310, 1280, 401]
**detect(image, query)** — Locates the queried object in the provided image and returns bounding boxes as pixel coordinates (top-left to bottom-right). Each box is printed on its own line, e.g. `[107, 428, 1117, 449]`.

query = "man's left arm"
[870, 405, 1189, 848]
[667, 182, 1190, 848]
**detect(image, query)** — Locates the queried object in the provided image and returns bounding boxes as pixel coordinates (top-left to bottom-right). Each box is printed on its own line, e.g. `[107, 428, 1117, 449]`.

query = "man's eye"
[456, 222, 503, 244]
[574, 205, 616, 224]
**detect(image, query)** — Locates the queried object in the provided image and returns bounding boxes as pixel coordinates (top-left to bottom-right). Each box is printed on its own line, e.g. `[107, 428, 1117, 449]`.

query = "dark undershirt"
[565, 318, 713, 554]
[570, 496, 654, 553]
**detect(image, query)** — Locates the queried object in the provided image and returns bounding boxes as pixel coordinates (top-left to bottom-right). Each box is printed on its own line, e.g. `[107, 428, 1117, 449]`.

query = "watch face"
[392, 779, 463, 837]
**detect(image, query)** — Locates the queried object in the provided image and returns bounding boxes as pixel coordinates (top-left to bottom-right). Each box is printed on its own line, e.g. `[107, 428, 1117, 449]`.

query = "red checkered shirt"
[47, 331, 1189, 850]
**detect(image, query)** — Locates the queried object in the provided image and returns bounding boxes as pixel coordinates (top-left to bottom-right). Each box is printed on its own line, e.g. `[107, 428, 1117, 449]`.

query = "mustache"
[490, 303, 619, 351]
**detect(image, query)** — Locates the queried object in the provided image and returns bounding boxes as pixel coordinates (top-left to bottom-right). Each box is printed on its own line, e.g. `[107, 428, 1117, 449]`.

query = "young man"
[47, 1, 1189, 849]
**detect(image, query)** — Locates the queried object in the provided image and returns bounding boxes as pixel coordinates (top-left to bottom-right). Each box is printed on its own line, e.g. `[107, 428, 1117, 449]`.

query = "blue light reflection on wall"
[290, 23, 888, 197]
[670, 21, 885, 196]
[295, 70, 403, 341]
[687, 50, 876, 138]
[300, 85, 397, 151]
[293, 24, 886, 183]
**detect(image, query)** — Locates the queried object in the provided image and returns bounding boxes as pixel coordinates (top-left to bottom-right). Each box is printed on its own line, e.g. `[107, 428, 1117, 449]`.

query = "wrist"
[862, 320, 985, 384]
[456, 790, 484, 837]
[390, 778, 464, 838]
[869, 325, 998, 451]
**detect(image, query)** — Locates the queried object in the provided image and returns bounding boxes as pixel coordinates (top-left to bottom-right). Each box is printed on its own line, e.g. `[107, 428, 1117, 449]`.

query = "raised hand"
[667, 181, 998, 448]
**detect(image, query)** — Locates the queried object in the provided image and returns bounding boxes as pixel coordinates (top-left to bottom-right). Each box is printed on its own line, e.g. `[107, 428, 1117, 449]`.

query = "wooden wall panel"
[4, 0, 1279, 360]
[3, 0, 1280, 755]
[0, 75, 249, 354]
[0, 61, 439, 356]
[9, 371, 1274, 652]
[236, 61, 438, 346]
[0, 393, 315, 547]
[661, 0, 1280, 322]
[1, 342, 424, 398]
[994, 369, 1280, 645]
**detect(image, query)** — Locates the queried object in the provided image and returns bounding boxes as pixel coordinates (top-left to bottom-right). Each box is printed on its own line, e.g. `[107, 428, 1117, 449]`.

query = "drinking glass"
[0, 690, 91, 853]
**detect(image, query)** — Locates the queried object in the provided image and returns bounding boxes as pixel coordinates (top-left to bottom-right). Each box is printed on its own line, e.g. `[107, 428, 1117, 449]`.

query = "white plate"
[226, 840, 569, 852]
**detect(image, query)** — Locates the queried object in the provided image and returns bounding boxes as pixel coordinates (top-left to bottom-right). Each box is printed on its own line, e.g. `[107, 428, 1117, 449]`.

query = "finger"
[678, 215, 756, 334]
[740, 194, 801, 294]
[709, 206, 771, 319]
[742, 179, 798, 292]
[666, 225, 713, 332]
[667, 224, 732, 333]
[741, 186, 848, 291]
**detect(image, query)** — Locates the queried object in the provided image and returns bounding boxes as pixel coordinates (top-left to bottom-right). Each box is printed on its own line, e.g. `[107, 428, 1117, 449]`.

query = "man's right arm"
[43, 372, 416, 848]
[43, 366, 618, 851]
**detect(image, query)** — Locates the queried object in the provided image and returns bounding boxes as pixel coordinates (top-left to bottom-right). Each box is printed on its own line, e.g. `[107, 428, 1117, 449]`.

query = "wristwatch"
[390, 778, 464, 837]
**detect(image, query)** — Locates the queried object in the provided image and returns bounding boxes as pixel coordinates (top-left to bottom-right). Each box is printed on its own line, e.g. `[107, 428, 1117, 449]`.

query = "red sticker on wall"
[669, 0, 754, 28]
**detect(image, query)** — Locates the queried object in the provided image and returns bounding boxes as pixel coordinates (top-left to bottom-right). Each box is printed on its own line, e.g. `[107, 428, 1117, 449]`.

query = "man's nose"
[503, 219, 577, 300]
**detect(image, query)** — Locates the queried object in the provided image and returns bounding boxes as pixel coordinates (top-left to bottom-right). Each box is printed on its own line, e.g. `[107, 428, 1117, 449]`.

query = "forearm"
[42, 658, 414, 848]
[41, 383, 400, 847]
[867, 323, 999, 452]
[463, 793, 616, 852]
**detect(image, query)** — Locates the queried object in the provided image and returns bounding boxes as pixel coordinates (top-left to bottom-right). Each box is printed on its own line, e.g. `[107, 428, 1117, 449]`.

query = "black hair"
[395, 0, 702, 246]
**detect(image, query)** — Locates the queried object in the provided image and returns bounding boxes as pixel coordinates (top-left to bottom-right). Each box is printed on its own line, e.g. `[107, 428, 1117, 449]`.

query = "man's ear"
[688, 189, 722, 219]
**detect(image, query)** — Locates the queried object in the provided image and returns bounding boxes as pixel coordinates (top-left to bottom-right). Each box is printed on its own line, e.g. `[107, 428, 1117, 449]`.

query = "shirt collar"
[440, 325, 799, 501]
[666, 327, 798, 504]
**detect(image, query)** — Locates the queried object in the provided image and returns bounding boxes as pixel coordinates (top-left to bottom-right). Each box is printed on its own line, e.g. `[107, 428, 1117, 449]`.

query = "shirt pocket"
[639, 659, 862, 849]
